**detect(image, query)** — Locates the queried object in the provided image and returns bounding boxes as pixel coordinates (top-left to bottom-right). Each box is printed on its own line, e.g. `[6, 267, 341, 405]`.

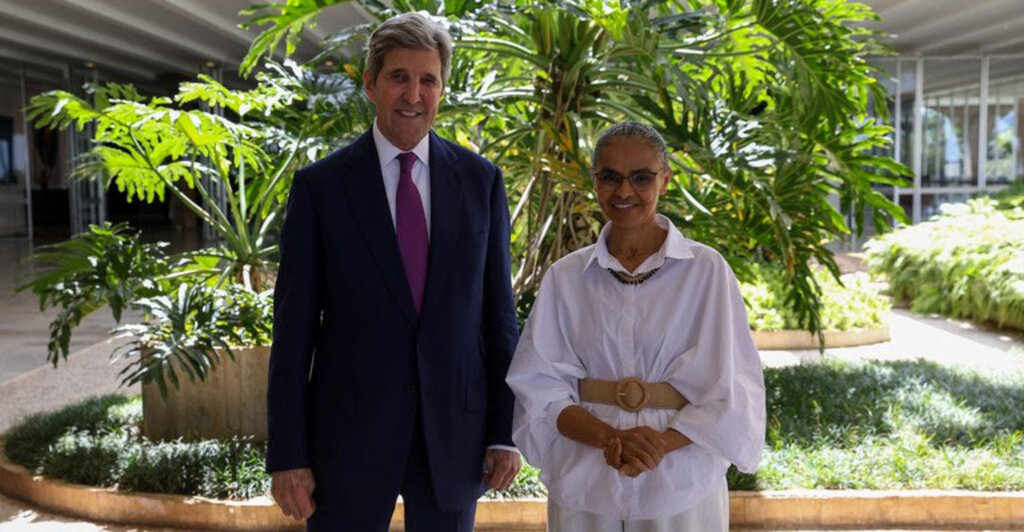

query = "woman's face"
[592, 137, 670, 231]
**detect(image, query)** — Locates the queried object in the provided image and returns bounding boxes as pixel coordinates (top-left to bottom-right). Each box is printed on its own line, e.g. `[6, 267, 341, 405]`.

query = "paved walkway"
[761, 308, 1024, 375]
[0, 238, 120, 385]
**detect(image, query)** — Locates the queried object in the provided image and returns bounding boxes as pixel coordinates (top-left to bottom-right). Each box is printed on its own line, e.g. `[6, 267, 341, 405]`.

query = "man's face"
[363, 47, 444, 151]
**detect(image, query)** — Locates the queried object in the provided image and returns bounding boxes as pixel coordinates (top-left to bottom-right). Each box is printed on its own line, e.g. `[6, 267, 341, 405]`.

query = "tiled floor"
[0, 237, 119, 385]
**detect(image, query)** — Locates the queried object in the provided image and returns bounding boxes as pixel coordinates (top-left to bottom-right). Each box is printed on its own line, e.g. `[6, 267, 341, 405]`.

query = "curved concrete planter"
[4, 444, 1023, 530]
[137, 327, 892, 442]
[0, 442, 541, 530]
[0, 443, 298, 530]
[752, 323, 891, 350]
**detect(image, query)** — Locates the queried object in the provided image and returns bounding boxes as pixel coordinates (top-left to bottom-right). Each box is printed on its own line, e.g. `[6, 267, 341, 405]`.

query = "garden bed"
[742, 268, 890, 331]
[5, 359, 1024, 528]
[864, 192, 1024, 332]
[737, 359, 1024, 491]
[743, 268, 892, 349]
[9, 358, 1024, 497]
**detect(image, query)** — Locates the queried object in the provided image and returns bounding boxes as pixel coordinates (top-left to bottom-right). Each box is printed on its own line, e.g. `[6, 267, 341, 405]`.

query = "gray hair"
[365, 12, 453, 84]
[592, 122, 670, 172]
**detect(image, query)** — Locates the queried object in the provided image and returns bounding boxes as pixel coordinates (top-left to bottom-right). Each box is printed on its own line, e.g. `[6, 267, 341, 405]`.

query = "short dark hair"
[592, 122, 670, 171]
[365, 12, 453, 84]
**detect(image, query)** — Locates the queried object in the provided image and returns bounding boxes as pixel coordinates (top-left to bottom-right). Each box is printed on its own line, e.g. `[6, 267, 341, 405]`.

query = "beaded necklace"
[608, 267, 660, 285]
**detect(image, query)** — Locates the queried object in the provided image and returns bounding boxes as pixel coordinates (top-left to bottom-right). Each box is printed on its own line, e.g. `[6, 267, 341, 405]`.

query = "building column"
[893, 58, 902, 210]
[978, 56, 990, 193]
[912, 57, 924, 223]
[19, 67, 34, 246]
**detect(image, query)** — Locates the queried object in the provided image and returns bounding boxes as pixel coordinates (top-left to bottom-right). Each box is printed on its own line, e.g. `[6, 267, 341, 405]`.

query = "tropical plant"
[240, 0, 909, 337]
[17, 221, 273, 396]
[22, 61, 373, 393]
[112, 284, 273, 397]
[17, 222, 174, 365]
[863, 194, 1024, 331]
[741, 265, 889, 332]
[26, 61, 372, 292]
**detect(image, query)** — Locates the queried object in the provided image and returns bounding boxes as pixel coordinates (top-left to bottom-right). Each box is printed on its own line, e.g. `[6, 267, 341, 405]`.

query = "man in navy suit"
[266, 12, 521, 531]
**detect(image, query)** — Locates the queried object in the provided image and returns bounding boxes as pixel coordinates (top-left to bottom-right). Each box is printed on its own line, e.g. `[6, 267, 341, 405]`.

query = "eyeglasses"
[592, 169, 663, 191]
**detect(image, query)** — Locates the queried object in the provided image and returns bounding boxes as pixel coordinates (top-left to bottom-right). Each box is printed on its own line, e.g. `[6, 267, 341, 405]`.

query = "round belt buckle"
[615, 377, 650, 412]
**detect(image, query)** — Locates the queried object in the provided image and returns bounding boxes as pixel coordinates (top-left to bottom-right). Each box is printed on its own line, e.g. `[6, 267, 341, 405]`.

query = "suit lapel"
[421, 132, 461, 321]
[339, 131, 417, 323]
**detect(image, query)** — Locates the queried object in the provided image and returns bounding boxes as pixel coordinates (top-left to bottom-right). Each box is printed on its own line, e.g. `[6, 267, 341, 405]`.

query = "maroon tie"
[396, 152, 428, 315]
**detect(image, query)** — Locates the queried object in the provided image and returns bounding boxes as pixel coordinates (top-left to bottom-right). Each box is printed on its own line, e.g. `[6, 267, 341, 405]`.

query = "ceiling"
[0, 0, 368, 91]
[0, 0, 1021, 94]
[862, 0, 1024, 97]
[862, 0, 1024, 56]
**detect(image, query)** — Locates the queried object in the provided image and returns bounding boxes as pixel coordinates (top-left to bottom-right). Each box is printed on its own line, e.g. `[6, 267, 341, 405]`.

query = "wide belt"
[578, 377, 688, 412]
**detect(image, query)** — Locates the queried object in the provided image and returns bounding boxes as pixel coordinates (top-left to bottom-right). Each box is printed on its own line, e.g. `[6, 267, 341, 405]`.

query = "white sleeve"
[505, 269, 586, 471]
[665, 256, 766, 473]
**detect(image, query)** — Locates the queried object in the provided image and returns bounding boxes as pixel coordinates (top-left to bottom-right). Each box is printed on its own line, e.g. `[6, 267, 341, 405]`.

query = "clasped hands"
[602, 426, 685, 477]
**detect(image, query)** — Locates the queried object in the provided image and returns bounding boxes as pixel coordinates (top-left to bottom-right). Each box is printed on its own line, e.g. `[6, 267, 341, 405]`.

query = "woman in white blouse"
[506, 122, 765, 531]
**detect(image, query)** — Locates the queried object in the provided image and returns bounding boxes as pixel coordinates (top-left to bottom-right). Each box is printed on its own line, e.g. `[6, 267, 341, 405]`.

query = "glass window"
[0, 116, 12, 185]
[988, 58, 1022, 186]
[922, 58, 982, 188]
[921, 192, 977, 221]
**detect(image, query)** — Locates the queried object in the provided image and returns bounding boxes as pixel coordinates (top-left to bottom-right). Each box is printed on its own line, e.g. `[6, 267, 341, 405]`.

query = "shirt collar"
[583, 214, 694, 274]
[372, 119, 431, 170]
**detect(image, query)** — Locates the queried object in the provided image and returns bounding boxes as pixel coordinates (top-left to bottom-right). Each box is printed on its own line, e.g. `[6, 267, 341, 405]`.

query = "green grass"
[7, 360, 1024, 498]
[733, 359, 1024, 490]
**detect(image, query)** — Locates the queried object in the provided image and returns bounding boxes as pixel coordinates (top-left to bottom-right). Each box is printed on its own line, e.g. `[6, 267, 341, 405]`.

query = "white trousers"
[545, 476, 729, 532]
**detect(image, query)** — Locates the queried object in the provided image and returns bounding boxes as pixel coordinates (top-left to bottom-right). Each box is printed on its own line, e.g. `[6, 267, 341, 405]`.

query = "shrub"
[3, 394, 136, 470]
[3, 396, 268, 500]
[204, 438, 273, 499]
[863, 195, 1024, 331]
[484, 463, 546, 500]
[40, 430, 131, 487]
[741, 265, 890, 331]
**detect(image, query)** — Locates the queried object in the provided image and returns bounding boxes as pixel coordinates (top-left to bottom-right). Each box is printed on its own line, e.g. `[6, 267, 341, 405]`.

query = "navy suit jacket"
[266, 130, 519, 510]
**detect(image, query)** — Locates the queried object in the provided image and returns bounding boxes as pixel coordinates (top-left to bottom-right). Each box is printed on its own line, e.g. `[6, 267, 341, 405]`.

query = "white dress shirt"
[372, 121, 431, 238]
[373, 122, 518, 456]
[506, 214, 766, 520]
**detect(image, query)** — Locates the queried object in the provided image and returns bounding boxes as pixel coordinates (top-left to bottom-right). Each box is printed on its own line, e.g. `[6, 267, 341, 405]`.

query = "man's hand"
[483, 449, 521, 491]
[271, 468, 316, 520]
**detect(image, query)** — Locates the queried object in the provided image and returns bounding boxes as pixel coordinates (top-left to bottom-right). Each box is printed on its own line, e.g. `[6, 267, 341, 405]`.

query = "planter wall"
[136, 324, 893, 442]
[751, 323, 890, 350]
[4, 446, 1024, 532]
[142, 346, 270, 441]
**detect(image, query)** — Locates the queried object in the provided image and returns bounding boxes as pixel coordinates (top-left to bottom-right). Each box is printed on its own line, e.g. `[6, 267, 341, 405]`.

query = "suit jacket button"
[406, 385, 417, 396]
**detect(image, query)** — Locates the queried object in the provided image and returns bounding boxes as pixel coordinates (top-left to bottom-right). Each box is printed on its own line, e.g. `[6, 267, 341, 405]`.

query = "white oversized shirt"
[506, 214, 766, 520]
